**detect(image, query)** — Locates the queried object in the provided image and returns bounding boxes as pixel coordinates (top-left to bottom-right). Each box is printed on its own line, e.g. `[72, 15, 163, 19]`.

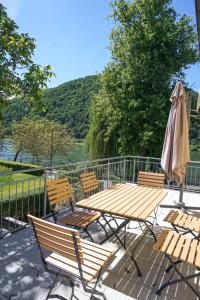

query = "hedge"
[0, 160, 44, 176]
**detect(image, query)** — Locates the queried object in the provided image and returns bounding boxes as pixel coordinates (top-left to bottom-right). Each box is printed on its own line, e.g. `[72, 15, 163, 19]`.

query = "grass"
[0, 166, 44, 200]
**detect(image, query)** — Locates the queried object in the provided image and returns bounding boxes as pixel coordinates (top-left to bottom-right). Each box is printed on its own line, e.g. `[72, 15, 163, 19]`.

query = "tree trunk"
[13, 150, 20, 161]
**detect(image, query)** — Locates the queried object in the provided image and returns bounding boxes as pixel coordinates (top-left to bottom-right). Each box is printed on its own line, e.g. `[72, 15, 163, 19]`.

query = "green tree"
[11, 118, 72, 165]
[0, 3, 53, 109]
[86, 0, 200, 158]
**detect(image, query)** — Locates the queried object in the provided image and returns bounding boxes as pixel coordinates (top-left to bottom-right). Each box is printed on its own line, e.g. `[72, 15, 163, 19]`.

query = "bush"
[0, 160, 44, 176]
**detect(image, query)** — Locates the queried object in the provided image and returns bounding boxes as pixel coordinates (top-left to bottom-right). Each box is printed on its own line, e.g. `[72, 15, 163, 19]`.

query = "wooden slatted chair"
[80, 172, 120, 229]
[46, 177, 101, 242]
[135, 171, 165, 232]
[153, 229, 200, 297]
[164, 210, 200, 239]
[28, 214, 113, 300]
[137, 171, 165, 189]
[79, 171, 99, 195]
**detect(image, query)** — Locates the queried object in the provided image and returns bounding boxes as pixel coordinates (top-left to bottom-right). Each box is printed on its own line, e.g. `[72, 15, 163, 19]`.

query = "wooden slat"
[160, 231, 174, 252]
[164, 210, 179, 223]
[187, 239, 198, 265]
[47, 185, 71, 196]
[92, 186, 145, 213]
[37, 235, 78, 257]
[46, 255, 93, 282]
[126, 189, 162, 217]
[28, 214, 80, 236]
[78, 184, 136, 211]
[188, 216, 198, 231]
[195, 244, 200, 268]
[59, 211, 100, 228]
[173, 213, 185, 226]
[114, 187, 157, 216]
[180, 237, 192, 261]
[166, 233, 180, 256]
[173, 235, 185, 258]
[33, 223, 76, 242]
[81, 177, 98, 186]
[51, 252, 99, 274]
[46, 177, 72, 206]
[183, 214, 193, 229]
[80, 172, 96, 179]
[153, 230, 169, 251]
[80, 172, 99, 193]
[138, 171, 165, 178]
[138, 190, 167, 220]
[83, 184, 99, 193]
[177, 214, 188, 227]
[137, 171, 164, 188]
[194, 218, 200, 232]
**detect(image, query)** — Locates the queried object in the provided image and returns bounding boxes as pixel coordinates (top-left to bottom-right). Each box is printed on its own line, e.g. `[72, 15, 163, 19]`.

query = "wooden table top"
[76, 183, 167, 221]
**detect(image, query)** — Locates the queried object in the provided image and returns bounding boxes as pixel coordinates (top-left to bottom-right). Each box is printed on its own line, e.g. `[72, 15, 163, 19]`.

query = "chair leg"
[45, 272, 59, 300]
[97, 219, 109, 237]
[156, 255, 200, 297]
[82, 268, 107, 300]
[144, 220, 157, 241]
[84, 227, 94, 242]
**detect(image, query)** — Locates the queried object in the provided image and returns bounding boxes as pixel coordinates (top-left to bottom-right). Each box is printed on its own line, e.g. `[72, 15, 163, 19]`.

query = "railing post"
[107, 160, 110, 188]
[123, 158, 126, 182]
[43, 170, 47, 217]
[132, 157, 136, 183]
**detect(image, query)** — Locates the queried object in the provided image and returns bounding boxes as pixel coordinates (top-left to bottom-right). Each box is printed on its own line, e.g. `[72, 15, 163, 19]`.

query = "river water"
[0, 140, 89, 165]
[0, 139, 199, 165]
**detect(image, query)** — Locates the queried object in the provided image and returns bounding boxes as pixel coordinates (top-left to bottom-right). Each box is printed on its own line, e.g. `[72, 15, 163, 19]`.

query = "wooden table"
[77, 183, 167, 222]
[77, 183, 167, 276]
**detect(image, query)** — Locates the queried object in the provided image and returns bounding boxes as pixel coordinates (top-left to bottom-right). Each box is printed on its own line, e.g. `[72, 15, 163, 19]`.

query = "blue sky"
[1, 0, 200, 91]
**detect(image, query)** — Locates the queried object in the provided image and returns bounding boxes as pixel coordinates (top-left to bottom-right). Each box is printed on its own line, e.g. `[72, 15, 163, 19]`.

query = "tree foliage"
[3, 75, 100, 139]
[86, 0, 200, 158]
[11, 118, 72, 165]
[0, 3, 53, 109]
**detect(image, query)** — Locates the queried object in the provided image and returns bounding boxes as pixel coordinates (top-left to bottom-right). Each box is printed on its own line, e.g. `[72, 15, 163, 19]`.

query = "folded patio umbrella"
[161, 81, 190, 186]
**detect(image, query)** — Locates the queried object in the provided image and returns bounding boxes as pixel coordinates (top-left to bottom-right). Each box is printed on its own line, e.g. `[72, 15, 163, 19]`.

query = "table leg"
[143, 220, 157, 241]
[101, 213, 142, 277]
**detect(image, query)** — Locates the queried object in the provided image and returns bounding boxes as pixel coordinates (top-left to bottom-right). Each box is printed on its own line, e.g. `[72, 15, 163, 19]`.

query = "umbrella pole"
[176, 181, 185, 207]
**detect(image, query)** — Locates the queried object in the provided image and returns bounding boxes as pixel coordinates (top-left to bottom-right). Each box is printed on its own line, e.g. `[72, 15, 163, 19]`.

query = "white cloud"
[1, 0, 22, 21]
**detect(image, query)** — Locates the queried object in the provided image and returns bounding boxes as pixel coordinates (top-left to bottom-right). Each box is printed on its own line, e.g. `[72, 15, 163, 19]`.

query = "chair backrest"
[80, 171, 99, 193]
[137, 171, 164, 189]
[28, 214, 83, 263]
[46, 177, 72, 207]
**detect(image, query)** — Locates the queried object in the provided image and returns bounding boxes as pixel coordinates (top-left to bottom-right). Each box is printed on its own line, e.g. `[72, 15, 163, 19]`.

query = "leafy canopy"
[86, 0, 200, 158]
[0, 3, 53, 107]
[3, 75, 100, 139]
[11, 118, 72, 165]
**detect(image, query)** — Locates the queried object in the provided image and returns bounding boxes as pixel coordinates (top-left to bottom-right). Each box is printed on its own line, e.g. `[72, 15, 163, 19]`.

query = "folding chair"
[128, 171, 165, 233]
[164, 210, 200, 239]
[28, 214, 113, 300]
[79, 171, 120, 229]
[153, 229, 200, 297]
[46, 177, 102, 242]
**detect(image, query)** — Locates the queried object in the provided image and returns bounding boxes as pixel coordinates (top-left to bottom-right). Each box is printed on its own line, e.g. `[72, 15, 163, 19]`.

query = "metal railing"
[0, 156, 199, 238]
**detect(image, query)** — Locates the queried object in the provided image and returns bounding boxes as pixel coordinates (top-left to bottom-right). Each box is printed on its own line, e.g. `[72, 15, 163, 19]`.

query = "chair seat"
[58, 210, 101, 228]
[45, 238, 113, 282]
[164, 210, 200, 232]
[154, 230, 200, 268]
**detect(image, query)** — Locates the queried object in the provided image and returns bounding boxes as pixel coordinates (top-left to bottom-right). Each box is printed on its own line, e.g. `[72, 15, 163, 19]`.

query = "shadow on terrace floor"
[0, 213, 200, 299]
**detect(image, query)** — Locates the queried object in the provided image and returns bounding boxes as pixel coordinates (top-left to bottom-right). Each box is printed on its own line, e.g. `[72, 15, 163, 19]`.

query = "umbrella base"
[160, 203, 200, 210]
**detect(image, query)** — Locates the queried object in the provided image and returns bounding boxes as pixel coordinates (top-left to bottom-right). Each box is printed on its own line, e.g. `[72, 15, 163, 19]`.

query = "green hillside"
[3, 75, 100, 139]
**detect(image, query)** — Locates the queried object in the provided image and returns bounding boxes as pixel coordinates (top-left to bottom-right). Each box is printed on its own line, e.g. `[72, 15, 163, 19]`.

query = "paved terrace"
[0, 189, 200, 300]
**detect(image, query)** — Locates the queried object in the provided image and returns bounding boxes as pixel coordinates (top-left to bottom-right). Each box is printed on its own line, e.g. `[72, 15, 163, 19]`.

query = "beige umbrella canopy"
[161, 81, 190, 185]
